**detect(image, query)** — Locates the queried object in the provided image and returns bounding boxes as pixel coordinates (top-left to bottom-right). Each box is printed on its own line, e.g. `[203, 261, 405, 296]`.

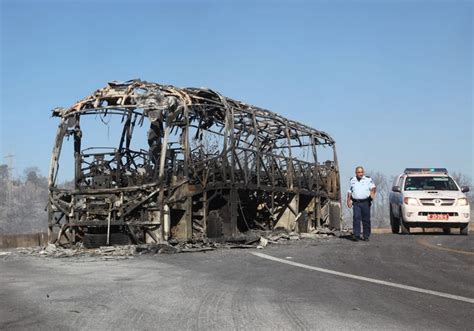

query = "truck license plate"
[427, 214, 449, 220]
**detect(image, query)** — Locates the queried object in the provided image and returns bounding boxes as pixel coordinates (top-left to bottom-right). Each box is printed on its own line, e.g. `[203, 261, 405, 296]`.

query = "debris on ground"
[256, 237, 268, 249]
[7, 227, 338, 259]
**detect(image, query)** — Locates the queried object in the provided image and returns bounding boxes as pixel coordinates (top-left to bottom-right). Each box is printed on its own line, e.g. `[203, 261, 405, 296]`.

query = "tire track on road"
[278, 299, 309, 331]
[196, 290, 229, 330]
[416, 237, 474, 256]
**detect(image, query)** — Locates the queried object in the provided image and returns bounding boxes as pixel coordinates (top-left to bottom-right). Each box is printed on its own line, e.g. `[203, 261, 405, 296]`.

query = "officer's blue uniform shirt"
[348, 176, 375, 200]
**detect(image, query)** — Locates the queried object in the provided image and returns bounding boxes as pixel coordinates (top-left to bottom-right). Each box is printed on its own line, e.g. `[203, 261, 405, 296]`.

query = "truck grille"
[419, 198, 455, 206]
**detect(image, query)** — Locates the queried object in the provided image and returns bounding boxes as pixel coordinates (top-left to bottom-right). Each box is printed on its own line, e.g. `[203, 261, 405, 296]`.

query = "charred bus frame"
[47, 80, 341, 245]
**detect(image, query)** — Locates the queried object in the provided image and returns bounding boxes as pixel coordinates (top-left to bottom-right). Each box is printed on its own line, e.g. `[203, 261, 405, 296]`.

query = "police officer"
[347, 166, 376, 241]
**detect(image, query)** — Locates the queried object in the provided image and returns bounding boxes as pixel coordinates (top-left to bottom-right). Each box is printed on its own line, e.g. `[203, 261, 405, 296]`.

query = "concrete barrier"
[0, 233, 47, 249]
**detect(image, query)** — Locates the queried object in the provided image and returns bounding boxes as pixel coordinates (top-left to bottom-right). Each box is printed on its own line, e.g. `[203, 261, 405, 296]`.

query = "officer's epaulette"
[365, 176, 371, 178]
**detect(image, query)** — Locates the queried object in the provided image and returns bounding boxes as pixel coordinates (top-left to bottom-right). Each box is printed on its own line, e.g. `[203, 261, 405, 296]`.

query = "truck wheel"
[400, 211, 410, 234]
[443, 228, 451, 235]
[460, 224, 469, 235]
[390, 207, 400, 234]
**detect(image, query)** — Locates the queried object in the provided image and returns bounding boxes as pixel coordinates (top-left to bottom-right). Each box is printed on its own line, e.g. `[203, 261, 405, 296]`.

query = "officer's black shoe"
[361, 237, 370, 241]
[350, 235, 359, 242]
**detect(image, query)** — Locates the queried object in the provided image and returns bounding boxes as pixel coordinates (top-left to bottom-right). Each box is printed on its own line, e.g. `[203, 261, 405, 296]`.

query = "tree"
[0, 164, 8, 205]
[451, 172, 473, 212]
[451, 172, 472, 191]
[24, 166, 47, 187]
[366, 171, 391, 228]
[0, 164, 8, 181]
[0, 165, 49, 234]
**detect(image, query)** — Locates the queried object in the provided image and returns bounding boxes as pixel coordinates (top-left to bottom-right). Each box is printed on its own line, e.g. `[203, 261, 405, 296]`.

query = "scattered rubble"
[6, 227, 337, 259]
[257, 237, 268, 249]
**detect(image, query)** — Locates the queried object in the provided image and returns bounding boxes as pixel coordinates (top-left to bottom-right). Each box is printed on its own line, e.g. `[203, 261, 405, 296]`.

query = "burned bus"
[47, 80, 341, 246]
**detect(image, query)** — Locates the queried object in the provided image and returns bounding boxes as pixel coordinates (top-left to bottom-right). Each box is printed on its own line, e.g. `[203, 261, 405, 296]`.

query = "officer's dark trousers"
[353, 201, 371, 239]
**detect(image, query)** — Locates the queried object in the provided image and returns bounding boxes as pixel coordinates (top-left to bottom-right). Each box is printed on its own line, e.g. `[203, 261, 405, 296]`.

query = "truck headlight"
[404, 197, 419, 206]
[457, 198, 468, 206]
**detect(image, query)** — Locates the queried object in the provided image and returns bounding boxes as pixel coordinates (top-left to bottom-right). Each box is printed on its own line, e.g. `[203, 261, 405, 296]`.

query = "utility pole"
[4, 154, 15, 206]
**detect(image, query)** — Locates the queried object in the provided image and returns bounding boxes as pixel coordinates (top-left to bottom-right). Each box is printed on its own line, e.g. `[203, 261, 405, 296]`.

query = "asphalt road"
[1, 233, 473, 331]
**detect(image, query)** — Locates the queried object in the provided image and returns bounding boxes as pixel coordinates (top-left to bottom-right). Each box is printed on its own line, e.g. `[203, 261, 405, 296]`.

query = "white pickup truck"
[389, 168, 470, 235]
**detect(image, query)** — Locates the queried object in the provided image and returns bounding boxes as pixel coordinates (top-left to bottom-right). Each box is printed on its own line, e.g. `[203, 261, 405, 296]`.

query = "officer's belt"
[351, 197, 370, 203]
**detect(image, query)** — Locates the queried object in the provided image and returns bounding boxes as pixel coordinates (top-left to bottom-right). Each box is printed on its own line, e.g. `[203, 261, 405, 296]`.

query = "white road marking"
[251, 252, 474, 304]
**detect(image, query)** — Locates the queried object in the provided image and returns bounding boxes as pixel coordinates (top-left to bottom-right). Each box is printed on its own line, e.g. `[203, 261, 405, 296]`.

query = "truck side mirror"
[461, 186, 470, 193]
[392, 186, 401, 192]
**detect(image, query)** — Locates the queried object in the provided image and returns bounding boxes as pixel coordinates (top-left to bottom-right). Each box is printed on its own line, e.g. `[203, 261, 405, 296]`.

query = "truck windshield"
[404, 176, 458, 191]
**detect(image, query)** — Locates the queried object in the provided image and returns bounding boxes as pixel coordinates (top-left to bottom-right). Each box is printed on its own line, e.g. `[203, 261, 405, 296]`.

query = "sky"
[1, 0, 473, 187]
